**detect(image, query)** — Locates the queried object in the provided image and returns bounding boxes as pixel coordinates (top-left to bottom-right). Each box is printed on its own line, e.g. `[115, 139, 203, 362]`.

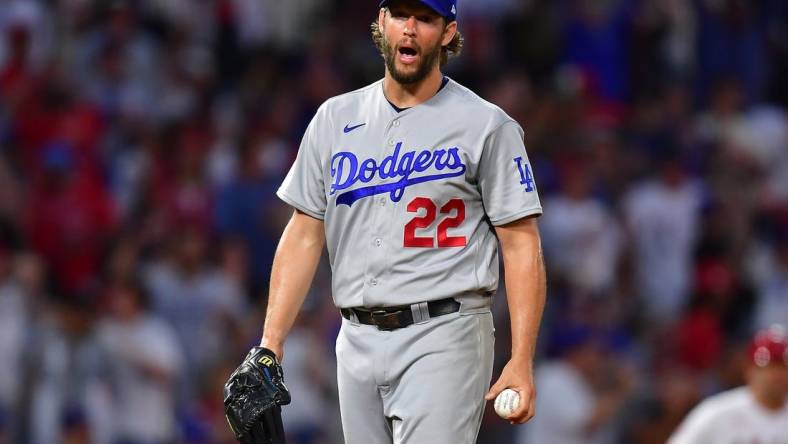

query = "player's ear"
[441, 21, 457, 46]
[378, 8, 387, 30]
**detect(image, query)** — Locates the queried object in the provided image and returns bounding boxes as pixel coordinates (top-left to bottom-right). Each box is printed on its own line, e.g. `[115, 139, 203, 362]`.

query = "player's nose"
[403, 16, 417, 35]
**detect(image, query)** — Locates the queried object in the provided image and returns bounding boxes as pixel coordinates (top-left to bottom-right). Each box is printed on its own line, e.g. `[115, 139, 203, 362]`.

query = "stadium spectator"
[622, 150, 704, 324]
[517, 325, 634, 444]
[26, 294, 112, 444]
[96, 277, 183, 444]
[540, 155, 622, 296]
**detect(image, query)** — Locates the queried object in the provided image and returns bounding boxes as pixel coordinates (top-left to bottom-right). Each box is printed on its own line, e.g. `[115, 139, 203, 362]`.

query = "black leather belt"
[340, 297, 461, 331]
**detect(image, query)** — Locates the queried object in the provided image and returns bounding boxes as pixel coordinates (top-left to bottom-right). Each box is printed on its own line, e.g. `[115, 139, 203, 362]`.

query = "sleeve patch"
[513, 157, 535, 192]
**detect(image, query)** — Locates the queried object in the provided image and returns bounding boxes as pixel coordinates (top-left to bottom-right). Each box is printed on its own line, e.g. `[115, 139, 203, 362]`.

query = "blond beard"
[381, 34, 442, 84]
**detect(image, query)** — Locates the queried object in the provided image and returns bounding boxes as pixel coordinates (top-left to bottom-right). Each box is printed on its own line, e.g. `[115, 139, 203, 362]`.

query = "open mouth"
[397, 45, 419, 64]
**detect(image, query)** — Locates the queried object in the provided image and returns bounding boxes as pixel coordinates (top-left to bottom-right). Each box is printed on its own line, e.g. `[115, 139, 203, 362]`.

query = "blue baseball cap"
[379, 0, 458, 22]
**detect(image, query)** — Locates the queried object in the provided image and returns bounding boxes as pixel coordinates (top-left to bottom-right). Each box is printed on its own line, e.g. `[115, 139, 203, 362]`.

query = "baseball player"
[223, 0, 547, 442]
[668, 324, 788, 444]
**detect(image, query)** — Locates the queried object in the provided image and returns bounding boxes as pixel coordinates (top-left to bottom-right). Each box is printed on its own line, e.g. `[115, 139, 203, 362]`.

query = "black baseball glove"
[224, 347, 291, 444]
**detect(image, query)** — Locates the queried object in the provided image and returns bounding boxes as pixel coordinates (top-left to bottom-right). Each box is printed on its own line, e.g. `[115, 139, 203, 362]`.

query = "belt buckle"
[371, 309, 400, 331]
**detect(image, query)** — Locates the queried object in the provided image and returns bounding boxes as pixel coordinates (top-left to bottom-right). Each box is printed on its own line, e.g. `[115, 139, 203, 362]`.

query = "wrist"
[260, 336, 284, 355]
[260, 336, 281, 345]
[508, 351, 535, 368]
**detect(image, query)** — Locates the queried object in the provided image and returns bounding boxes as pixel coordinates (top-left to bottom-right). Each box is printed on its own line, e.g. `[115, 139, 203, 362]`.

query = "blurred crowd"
[0, 0, 786, 443]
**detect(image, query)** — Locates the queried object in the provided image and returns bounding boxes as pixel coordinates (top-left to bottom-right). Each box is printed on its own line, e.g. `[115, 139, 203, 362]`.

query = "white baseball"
[493, 388, 520, 419]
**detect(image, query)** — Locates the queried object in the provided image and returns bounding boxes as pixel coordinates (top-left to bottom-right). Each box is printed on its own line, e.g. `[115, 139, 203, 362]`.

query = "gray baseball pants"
[336, 309, 495, 444]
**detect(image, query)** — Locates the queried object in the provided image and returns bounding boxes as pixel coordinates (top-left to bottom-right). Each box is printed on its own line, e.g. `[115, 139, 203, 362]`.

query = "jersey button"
[378, 197, 386, 206]
[388, 138, 395, 146]
[374, 238, 382, 246]
[370, 279, 378, 286]
[393, 120, 400, 127]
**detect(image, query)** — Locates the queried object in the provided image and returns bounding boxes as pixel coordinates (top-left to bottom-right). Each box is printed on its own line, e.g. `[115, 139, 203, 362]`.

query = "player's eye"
[389, 9, 408, 19]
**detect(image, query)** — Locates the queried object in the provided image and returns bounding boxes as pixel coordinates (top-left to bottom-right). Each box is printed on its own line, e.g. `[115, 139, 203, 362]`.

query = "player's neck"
[750, 385, 786, 411]
[383, 68, 444, 109]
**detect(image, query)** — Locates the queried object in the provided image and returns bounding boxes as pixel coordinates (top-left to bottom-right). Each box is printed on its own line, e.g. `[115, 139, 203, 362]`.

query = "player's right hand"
[224, 347, 291, 443]
[260, 341, 285, 362]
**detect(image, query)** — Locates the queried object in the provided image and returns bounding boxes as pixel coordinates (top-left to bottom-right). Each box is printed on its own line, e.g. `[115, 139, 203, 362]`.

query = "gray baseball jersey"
[277, 78, 542, 308]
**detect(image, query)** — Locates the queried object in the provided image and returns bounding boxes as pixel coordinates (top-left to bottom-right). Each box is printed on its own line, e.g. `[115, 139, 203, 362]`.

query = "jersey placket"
[362, 112, 407, 307]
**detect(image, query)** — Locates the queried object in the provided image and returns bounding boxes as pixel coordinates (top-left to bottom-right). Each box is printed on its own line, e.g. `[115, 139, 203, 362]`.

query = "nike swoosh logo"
[343, 123, 366, 133]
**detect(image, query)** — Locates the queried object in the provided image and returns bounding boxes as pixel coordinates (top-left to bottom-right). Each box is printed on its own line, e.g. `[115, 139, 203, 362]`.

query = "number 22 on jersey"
[404, 197, 466, 248]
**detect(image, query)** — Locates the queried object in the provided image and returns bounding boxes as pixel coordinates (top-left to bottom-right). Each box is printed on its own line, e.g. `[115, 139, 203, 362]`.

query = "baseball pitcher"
[223, 0, 547, 442]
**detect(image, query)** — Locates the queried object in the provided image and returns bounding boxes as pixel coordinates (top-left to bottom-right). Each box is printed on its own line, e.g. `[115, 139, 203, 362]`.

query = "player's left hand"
[485, 359, 536, 424]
